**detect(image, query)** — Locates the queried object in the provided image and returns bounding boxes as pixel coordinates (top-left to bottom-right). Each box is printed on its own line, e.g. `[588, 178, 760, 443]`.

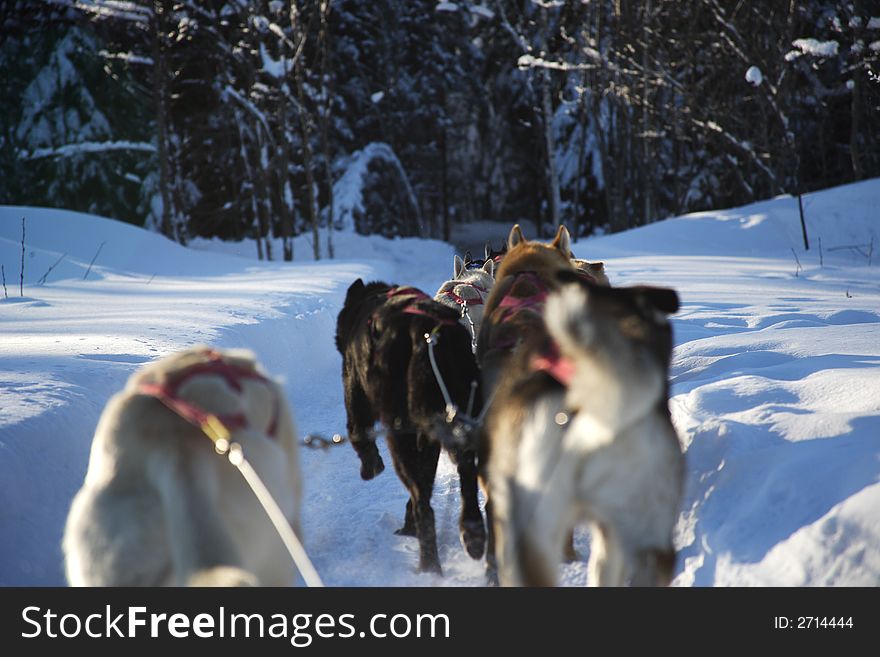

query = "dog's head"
[484, 240, 508, 265]
[495, 224, 575, 285]
[454, 254, 494, 281]
[545, 273, 679, 427]
[335, 278, 390, 354]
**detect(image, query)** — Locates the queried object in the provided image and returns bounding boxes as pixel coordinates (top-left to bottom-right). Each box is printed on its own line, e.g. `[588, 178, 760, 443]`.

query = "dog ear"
[639, 286, 680, 315]
[551, 225, 572, 258]
[345, 278, 367, 303]
[508, 224, 525, 250]
[454, 255, 465, 278]
[484, 242, 492, 261]
[482, 258, 495, 277]
[589, 262, 605, 273]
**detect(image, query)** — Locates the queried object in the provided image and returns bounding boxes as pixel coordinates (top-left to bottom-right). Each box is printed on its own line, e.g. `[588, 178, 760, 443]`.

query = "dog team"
[63, 224, 683, 587]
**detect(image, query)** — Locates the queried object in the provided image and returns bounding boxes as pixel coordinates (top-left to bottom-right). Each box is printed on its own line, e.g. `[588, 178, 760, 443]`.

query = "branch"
[21, 141, 156, 160]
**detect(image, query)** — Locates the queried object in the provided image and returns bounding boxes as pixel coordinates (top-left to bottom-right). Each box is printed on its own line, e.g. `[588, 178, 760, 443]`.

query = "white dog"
[434, 255, 495, 339]
[63, 346, 302, 586]
[488, 278, 683, 586]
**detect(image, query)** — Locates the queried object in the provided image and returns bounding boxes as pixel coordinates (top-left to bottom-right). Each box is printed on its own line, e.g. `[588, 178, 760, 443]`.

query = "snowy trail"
[2, 179, 879, 586]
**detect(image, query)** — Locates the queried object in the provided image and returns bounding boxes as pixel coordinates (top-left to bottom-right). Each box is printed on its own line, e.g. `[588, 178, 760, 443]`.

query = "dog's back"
[63, 347, 301, 586]
[477, 224, 576, 394]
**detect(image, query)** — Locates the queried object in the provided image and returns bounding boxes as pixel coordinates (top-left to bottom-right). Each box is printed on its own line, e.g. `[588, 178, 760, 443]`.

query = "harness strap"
[495, 271, 549, 324]
[386, 285, 459, 326]
[137, 350, 280, 439]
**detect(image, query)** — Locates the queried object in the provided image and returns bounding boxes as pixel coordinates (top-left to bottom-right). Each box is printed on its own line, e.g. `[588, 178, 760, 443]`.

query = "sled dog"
[488, 276, 683, 586]
[63, 346, 301, 586]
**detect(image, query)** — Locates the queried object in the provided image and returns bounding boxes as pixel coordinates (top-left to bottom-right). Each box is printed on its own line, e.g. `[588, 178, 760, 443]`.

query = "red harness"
[530, 341, 575, 387]
[495, 271, 549, 324]
[137, 349, 280, 439]
[492, 271, 575, 386]
[386, 286, 459, 326]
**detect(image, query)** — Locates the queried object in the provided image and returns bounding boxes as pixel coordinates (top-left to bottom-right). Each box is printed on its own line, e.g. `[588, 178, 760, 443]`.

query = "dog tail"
[149, 440, 258, 586]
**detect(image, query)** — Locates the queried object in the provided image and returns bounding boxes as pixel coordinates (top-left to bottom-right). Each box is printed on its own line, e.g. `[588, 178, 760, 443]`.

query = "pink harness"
[495, 271, 549, 324]
[386, 286, 459, 326]
[137, 349, 280, 439]
[530, 341, 575, 386]
[492, 271, 575, 386]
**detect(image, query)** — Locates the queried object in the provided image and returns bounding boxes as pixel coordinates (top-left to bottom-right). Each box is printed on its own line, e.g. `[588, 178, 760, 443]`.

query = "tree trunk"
[541, 68, 561, 230]
[254, 136, 273, 261]
[850, 0, 865, 181]
[641, 0, 652, 224]
[295, 63, 320, 261]
[441, 125, 450, 242]
[276, 89, 294, 262]
[319, 0, 335, 258]
[152, 1, 174, 241]
[572, 70, 589, 241]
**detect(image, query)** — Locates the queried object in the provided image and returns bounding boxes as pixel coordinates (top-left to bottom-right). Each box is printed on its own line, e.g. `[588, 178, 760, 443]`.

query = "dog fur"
[434, 255, 495, 337]
[472, 225, 578, 575]
[62, 347, 301, 586]
[477, 224, 577, 395]
[488, 276, 683, 586]
[335, 278, 485, 574]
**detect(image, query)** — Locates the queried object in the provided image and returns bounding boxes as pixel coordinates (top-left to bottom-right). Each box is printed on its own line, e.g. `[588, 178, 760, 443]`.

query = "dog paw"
[394, 525, 417, 537]
[359, 452, 385, 480]
[417, 560, 443, 576]
[460, 519, 486, 559]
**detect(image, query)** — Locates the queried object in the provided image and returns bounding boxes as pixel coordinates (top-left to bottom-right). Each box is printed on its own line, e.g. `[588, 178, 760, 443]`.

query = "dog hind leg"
[450, 447, 486, 559]
[148, 443, 254, 586]
[343, 374, 384, 480]
[588, 523, 626, 587]
[629, 546, 676, 587]
[387, 431, 442, 574]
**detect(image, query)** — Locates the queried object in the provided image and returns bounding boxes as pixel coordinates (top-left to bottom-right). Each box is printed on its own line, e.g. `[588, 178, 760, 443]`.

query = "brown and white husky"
[487, 275, 683, 586]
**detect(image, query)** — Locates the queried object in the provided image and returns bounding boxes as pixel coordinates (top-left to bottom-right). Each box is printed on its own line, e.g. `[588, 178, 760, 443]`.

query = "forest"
[2, 1, 878, 260]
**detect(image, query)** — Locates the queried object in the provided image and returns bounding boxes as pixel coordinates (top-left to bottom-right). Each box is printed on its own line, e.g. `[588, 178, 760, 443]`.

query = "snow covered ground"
[1, 178, 878, 586]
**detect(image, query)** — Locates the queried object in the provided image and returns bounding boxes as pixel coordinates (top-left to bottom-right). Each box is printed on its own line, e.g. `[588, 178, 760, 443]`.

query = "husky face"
[434, 255, 495, 335]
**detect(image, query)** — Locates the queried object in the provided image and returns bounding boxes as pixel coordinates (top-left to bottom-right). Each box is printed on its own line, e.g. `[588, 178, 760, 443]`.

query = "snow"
[786, 38, 840, 61]
[97, 50, 154, 66]
[869, 17, 880, 30]
[2, 177, 880, 587]
[469, 4, 495, 20]
[331, 142, 422, 234]
[370, 91, 384, 103]
[745, 65, 763, 86]
[22, 140, 156, 161]
[259, 42, 287, 79]
[435, 2, 459, 12]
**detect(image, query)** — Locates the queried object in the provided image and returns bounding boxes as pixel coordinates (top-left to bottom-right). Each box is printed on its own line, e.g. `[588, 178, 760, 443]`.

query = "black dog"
[336, 278, 485, 574]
